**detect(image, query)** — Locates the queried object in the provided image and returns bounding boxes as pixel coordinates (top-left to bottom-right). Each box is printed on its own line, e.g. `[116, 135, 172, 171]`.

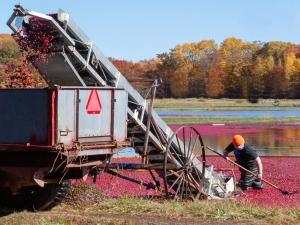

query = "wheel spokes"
[164, 126, 205, 200]
[168, 170, 184, 192]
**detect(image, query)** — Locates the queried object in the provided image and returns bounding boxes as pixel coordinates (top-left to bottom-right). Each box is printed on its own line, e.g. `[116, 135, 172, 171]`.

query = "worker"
[223, 134, 264, 191]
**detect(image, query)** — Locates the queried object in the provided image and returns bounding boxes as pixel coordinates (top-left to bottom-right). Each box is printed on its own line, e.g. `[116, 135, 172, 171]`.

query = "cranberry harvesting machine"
[2, 5, 235, 210]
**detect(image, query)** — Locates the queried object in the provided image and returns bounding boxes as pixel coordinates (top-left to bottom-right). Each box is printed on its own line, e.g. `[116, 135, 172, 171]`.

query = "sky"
[1, 0, 300, 61]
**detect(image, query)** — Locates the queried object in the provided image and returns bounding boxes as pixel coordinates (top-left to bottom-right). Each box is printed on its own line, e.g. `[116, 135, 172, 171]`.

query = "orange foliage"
[1, 33, 300, 98]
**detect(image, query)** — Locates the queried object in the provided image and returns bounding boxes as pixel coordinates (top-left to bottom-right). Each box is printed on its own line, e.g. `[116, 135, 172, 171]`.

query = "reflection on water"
[114, 124, 300, 157]
[203, 124, 300, 156]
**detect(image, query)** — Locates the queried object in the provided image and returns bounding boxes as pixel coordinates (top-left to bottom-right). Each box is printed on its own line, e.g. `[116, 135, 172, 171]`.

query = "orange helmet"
[232, 134, 245, 146]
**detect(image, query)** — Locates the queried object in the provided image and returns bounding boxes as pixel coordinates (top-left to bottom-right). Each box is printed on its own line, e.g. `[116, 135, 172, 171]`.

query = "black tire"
[0, 180, 70, 211]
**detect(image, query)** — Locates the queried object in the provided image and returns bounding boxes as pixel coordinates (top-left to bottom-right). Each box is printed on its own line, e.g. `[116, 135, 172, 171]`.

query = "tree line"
[1, 34, 300, 100]
[111, 38, 300, 100]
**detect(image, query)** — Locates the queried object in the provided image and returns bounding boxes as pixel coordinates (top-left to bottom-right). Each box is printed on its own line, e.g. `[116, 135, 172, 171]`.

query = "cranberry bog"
[78, 123, 300, 208]
[82, 155, 299, 208]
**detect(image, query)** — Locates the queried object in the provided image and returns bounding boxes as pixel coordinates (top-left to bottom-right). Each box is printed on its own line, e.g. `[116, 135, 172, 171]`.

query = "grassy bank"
[164, 117, 300, 124]
[1, 197, 299, 225]
[154, 98, 300, 111]
[154, 98, 300, 124]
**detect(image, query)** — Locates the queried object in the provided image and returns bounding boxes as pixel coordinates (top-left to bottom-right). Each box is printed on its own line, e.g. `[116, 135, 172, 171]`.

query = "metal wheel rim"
[163, 126, 206, 199]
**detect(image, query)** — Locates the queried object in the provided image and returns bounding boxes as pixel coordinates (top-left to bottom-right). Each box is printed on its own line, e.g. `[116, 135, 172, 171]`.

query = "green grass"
[1, 197, 299, 225]
[153, 98, 300, 124]
[154, 98, 300, 111]
[64, 197, 300, 224]
[164, 117, 300, 124]
[40, 222, 65, 225]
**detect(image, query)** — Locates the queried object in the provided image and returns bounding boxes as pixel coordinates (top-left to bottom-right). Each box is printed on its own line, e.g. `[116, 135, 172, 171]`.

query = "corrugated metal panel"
[57, 90, 76, 146]
[37, 54, 86, 86]
[78, 90, 111, 138]
[114, 90, 128, 142]
[0, 89, 50, 145]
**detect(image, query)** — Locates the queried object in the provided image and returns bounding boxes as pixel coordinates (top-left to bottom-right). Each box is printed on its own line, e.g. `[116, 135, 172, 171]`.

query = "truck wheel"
[0, 180, 70, 211]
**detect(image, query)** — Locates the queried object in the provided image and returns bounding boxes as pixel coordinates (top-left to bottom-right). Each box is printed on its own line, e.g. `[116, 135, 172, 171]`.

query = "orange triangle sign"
[86, 90, 102, 114]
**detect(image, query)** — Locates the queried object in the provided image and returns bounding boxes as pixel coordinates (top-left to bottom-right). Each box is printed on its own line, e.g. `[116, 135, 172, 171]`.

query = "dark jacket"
[224, 143, 258, 170]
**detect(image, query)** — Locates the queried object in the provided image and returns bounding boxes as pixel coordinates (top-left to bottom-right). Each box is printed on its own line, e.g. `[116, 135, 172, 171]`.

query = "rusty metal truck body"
[0, 87, 128, 184]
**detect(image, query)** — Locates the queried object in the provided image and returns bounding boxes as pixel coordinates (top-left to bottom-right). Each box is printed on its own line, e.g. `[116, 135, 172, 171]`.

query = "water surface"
[116, 124, 300, 157]
[199, 124, 300, 156]
[158, 109, 300, 118]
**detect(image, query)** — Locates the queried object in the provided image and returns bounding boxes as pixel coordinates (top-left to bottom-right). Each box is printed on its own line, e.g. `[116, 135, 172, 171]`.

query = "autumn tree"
[157, 40, 218, 98]
[218, 38, 257, 98]
[206, 51, 225, 98]
[256, 42, 293, 98]
[187, 40, 218, 97]
[0, 34, 46, 88]
[0, 34, 21, 63]
[111, 58, 160, 96]
[156, 52, 176, 97]
[284, 46, 300, 98]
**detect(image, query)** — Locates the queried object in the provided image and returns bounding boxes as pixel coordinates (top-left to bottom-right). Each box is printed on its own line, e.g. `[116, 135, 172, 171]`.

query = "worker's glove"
[257, 173, 263, 180]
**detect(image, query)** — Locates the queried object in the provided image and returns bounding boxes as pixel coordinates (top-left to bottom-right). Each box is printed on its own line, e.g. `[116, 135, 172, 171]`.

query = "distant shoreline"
[154, 98, 300, 111]
[154, 98, 300, 124]
[164, 117, 300, 124]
